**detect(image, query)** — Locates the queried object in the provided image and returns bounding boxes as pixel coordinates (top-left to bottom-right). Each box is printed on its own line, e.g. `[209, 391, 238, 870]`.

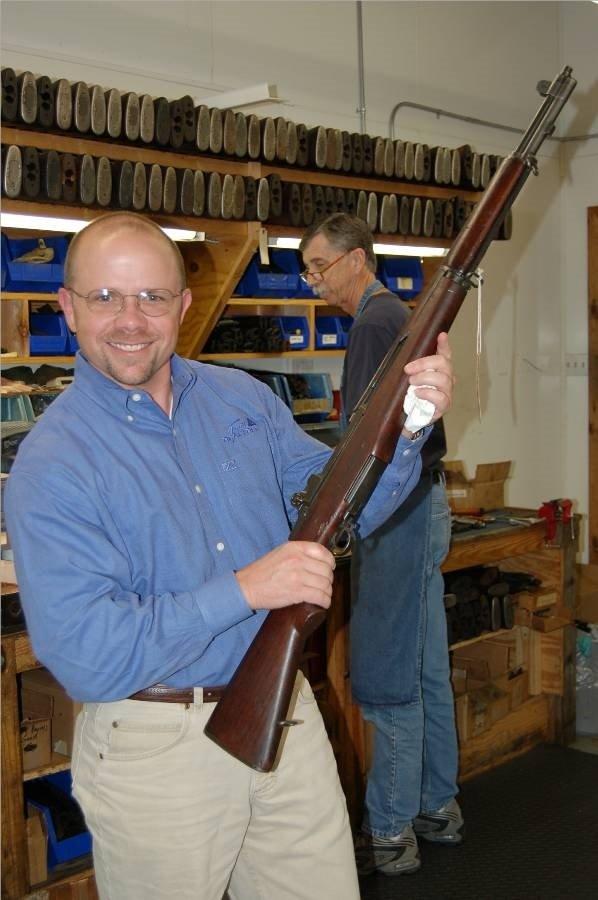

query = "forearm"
[357, 428, 428, 538]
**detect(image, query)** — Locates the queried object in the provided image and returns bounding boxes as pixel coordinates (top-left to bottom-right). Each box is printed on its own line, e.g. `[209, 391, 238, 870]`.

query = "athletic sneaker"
[354, 823, 421, 877]
[413, 797, 464, 844]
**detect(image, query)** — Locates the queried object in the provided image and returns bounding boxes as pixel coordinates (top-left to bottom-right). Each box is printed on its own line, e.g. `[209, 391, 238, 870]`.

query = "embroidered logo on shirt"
[221, 458, 239, 472]
[224, 417, 258, 443]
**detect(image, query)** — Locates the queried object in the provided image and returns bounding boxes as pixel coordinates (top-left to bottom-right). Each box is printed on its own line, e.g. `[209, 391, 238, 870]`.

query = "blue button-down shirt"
[5, 354, 426, 702]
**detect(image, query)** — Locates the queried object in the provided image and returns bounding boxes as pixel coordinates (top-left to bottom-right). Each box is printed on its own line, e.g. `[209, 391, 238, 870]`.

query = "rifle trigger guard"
[330, 522, 356, 557]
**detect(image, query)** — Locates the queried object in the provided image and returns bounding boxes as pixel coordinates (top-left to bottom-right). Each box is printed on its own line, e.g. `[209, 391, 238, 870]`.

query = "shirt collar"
[72, 352, 196, 416]
[354, 279, 386, 320]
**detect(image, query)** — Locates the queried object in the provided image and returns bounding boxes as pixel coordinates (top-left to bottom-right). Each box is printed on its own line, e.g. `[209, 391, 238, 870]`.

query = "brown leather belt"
[129, 684, 227, 704]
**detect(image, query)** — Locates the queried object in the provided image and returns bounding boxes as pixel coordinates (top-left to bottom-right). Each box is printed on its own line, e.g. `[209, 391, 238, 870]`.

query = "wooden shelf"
[2, 125, 252, 177]
[260, 164, 484, 201]
[23, 751, 71, 782]
[267, 222, 452, 250]
[443, 520, 547, 573]
[29, 860, 94, 896]
[3, 124, 483, 204]
[1, 197, 250, 238]
[228, 297, 328, 306]
[1, 356, 74, 365]
[450, 628, 513, 652]
[1, 292, 59, 302]
[197, 350, 344, 360]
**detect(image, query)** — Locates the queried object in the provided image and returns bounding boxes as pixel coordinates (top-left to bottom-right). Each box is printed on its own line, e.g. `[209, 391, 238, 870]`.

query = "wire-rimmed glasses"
[67, 287, 183, 317]
[299, 251, 350, 285]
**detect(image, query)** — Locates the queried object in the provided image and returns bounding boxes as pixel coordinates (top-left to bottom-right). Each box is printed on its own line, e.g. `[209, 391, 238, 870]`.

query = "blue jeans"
[360, 481, 459, 837]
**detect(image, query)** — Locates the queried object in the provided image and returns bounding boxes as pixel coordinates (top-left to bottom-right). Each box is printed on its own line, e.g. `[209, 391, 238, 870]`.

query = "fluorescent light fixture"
[193, 83, 281, 110]
[0, 213, 204, 241]
[373, 243, 447, 258]
[161, 228, 205, 242]
[1, 213, 90, 234]
[268, 235, 447, 258]
[268, 236, 302, 249]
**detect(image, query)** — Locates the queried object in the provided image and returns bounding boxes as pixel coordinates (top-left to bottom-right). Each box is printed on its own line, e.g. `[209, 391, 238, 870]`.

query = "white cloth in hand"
[403, 384, 436, 432]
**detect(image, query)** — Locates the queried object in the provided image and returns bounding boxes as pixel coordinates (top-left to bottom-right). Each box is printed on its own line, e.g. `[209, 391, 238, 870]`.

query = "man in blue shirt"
[5, 212, 455, 900]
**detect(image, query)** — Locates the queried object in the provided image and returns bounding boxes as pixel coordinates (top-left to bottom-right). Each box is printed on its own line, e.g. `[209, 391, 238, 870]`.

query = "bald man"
[5, 212, 455, 900]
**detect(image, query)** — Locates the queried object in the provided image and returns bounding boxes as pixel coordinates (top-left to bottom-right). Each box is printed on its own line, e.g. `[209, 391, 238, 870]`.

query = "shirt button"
[131, 393, 141, 402]
[402, 449, 410, 456]
[195, 485, 202, 494]
[127, 415, 134, 422]
[172, 428, 177, 436]
[216, 542, 225, 552]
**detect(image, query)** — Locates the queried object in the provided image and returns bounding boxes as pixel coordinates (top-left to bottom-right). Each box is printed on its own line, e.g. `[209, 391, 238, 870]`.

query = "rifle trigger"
[280, 719, 303, 727]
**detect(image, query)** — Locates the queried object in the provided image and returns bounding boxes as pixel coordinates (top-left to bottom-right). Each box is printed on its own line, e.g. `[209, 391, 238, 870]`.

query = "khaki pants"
[71, 676, 359, 900]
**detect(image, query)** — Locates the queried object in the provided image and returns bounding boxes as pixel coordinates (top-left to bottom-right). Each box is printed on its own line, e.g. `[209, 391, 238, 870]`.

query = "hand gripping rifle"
[205, 66, 576, 771]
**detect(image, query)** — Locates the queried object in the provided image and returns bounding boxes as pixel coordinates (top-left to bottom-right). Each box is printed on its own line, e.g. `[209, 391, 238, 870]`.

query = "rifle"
[205, 66, 576, 771]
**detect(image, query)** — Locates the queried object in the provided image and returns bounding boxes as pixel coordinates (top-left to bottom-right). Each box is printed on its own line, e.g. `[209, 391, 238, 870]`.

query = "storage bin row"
[2, 237, 422, 302]
[205, 313, 352, 353]
[234, 249, 423, 301]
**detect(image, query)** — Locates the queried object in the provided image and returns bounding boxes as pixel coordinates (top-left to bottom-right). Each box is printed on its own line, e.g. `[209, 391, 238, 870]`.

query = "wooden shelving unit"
[1, 123, 480, 364]
[323, 512, 579, 824]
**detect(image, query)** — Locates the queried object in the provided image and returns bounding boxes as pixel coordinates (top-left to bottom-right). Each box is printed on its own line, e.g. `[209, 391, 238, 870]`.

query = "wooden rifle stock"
[205, 66, 576, 771]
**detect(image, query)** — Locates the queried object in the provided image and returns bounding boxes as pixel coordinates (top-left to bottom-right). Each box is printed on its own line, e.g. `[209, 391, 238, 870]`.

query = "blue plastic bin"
[247, 370, 293, 410]
[271, 315, 309, 350]
[339, 316, 353, 348]
[29, 311, 69, 355]
[380, 256, 423, 300]
[235, 250, 301, 298]
[67, 331, 80, 354]
[294, 251, 317, 298]
[26, 770, 92, 869]
[5, 235, 69, 292]
[315, 316, 343, 349]
[1, 233, 9, 289]
[287, 373, 334, 422]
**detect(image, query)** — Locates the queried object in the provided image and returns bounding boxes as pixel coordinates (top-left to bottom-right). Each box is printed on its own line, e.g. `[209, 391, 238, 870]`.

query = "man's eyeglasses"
[299, 251, 350, 285]
[67, 287, 183, 317]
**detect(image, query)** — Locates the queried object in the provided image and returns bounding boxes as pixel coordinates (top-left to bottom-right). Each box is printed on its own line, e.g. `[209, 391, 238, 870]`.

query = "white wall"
[558, 1, 598, 561]
[2, 1, 597, 555]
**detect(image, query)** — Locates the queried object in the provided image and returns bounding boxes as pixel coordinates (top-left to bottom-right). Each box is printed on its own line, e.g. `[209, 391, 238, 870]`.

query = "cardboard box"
[453, 641, 515, 679]
[576, 563, 598, 624]
[444, 460, 511, 513]
[451, 654, 511, 740]
[21, 689, 52, 772]
[463, 682, 510, 740]
[495, 668, 530, 710]
[26, 804, 48, 885]
[21, 669, 82, 757]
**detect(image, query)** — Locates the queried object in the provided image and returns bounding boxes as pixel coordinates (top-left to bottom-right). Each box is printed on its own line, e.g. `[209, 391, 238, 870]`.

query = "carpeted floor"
[359, 744, 598, 900]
